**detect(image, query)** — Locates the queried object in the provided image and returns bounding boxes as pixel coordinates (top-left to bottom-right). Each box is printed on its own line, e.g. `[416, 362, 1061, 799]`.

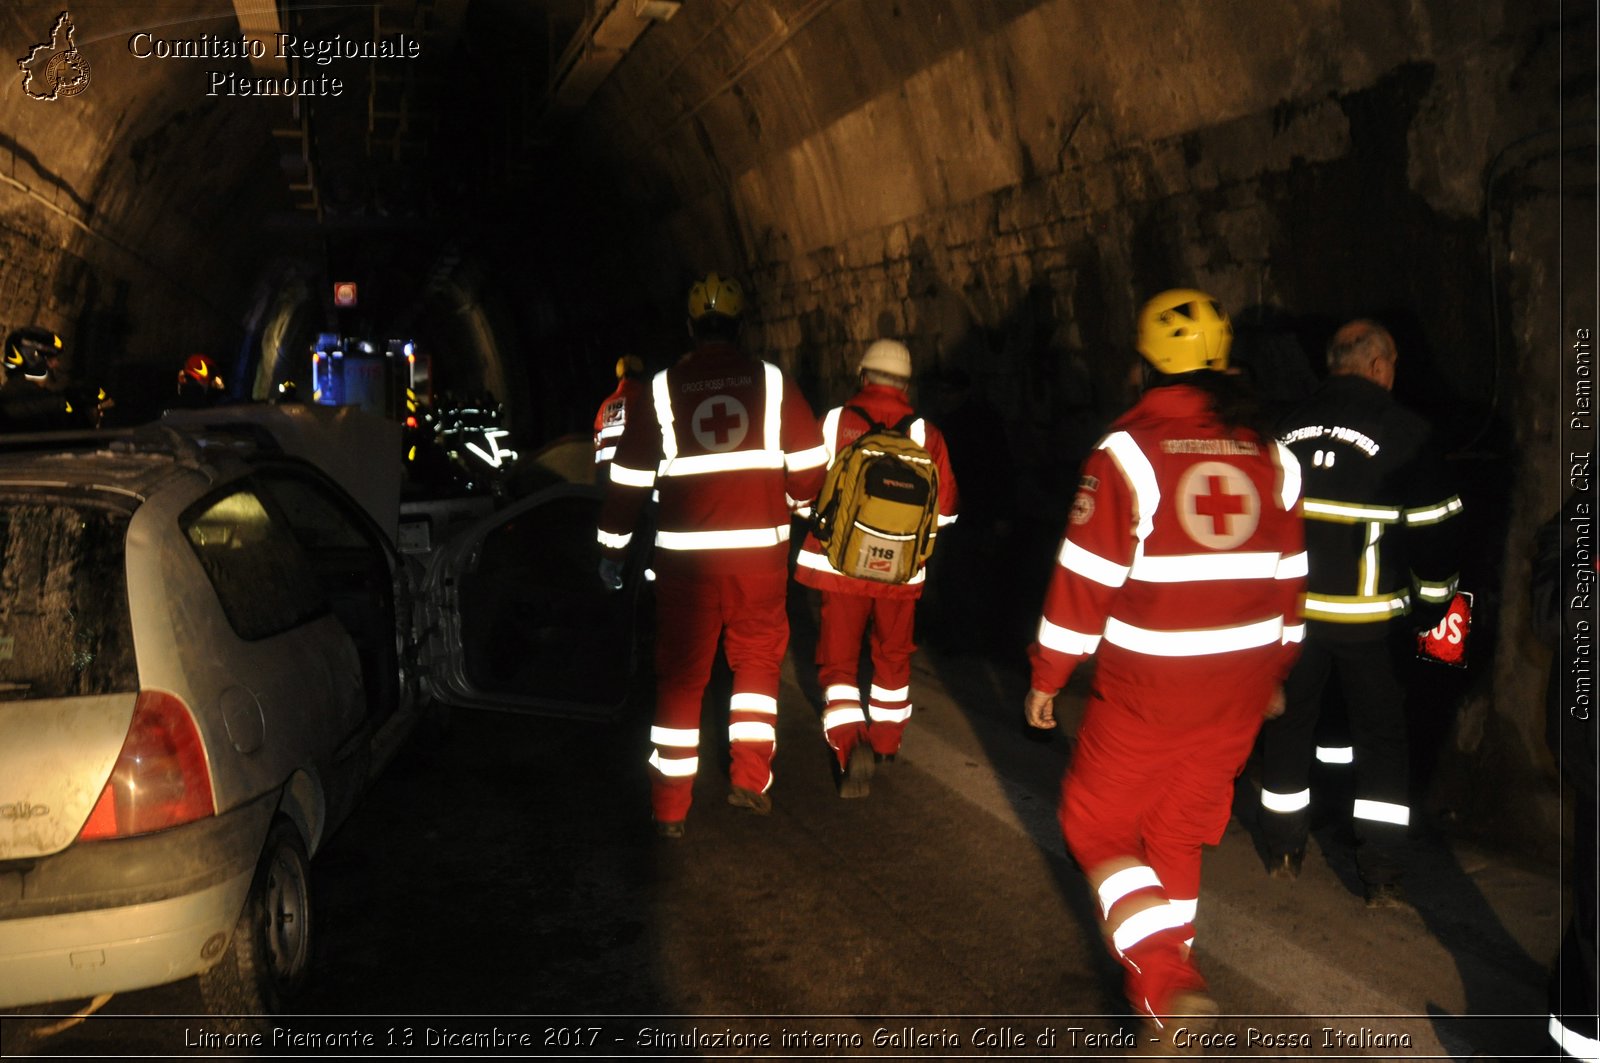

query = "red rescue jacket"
[597, 341, 827, 577]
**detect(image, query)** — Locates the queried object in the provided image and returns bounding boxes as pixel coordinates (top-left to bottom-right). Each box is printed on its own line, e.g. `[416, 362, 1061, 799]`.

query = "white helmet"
[859, 338, 912, 378]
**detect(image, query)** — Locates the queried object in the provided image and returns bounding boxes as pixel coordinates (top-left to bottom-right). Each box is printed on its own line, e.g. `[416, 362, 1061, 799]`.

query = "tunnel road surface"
[3, 645, 1560, 1060]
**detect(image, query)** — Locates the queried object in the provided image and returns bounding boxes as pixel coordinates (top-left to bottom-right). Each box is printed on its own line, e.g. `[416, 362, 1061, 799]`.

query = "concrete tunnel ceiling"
[0, 0, 1594, 852]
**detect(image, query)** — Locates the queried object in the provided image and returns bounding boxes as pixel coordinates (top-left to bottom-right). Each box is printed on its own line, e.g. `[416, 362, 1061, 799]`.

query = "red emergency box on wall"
[1416, 591, 1473, 668]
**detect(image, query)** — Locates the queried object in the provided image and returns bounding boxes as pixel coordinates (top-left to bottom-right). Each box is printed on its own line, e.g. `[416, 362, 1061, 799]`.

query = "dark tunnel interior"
[0, 0, 1595, 856]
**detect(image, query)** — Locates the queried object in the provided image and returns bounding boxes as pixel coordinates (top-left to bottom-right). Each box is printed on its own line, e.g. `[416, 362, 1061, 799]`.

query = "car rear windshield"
[0, 498, 137, 701]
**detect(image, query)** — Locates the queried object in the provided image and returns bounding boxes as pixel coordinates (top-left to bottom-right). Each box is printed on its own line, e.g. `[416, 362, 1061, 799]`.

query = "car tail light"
[78, 690, 215, 840]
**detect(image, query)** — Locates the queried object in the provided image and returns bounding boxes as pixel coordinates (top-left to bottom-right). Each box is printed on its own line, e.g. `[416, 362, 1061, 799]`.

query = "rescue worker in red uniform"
[1024, 289, 1306, 1041]
[593, 355, 645, 482]
[597, 272, 828, 838]
[794, 339, 959, 797]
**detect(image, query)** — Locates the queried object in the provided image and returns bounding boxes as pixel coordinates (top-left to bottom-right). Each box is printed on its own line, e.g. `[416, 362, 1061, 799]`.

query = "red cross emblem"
[1177, 461, 1260, 549]
[690, 395, 749, 451]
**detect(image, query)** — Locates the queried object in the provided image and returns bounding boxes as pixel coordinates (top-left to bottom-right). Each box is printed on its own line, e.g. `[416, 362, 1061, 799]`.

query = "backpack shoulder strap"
[844, 404, 883, 434]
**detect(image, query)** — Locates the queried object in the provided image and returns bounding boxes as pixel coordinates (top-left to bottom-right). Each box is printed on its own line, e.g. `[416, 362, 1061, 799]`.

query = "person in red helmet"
[1024, 289, 1305, 1044]
[597, 272, 827, 838]
[593, 355, 645, 483]
[793, 338, 959, 797]
[172, 353, 226, 408]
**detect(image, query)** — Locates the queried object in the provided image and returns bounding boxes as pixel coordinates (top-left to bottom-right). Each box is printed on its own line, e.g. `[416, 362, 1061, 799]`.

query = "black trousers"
[1259, 634, 1411, 885]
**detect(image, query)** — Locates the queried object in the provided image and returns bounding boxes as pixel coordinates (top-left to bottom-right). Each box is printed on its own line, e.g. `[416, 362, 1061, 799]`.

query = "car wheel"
[198, 820, 312, 1016]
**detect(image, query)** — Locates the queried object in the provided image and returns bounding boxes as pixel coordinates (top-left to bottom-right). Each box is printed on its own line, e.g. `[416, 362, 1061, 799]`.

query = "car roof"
[0, 427, 242, 506]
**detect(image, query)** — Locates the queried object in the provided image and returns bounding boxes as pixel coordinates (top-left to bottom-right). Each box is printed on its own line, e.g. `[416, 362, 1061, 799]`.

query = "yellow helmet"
[686, 272, 745, 322]
[1137, 289, 1232, 374]
[615, 355, 644, 379]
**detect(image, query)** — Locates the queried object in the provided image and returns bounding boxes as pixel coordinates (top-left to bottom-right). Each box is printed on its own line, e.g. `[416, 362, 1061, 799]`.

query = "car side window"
[253, 469, 376, 553]
[183, 486, 327, 640]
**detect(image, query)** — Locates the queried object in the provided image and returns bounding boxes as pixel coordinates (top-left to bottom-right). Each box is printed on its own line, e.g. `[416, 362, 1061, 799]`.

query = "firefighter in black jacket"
[1257, 319, 1464, 908]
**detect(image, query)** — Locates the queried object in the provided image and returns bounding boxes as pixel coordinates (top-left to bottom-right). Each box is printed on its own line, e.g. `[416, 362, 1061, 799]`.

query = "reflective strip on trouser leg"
[1316, 745, 1354, 764]
[821, 683, 866, 762]
[864, 596, 917, 755]
[1261, 787, 1311, 813]
[1352, 799, 1410, 826]
[721, 569, 790, 795]
[729, 692, 779, 793]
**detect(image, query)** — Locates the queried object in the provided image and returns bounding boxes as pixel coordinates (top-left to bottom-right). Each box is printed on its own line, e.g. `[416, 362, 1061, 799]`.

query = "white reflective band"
[652, 369, 678, 460]
[1282, 623, 1306, 644]
[597, 529, 632, 550]
[937, 512, 958, 527]
[796, 544, 926, 582]
[1415, 577, 1458, 602]
[1405, 496, 1464, 525]
[792, 500, 811, 517]
[1260, 787, 1311, 813]
[870, 684, 909, 702]
[656, 525, 791, 550]
[1112, 902, 1190, 955]
[822, 705, 867, 729]
[609, 462, 657, 488]
[663, 450, 785, 476]
[908, 418, 927, 447]
[1276, 551, 1309, 579]
[1303, 594, 1408, 617]
[729, 692, 778, 715]
[594, 446, 616, 463]
[1060, 539, 1132, 587]
[729, 721, 777, 743]
[651, 726, 700, 748]
[597, 423, 625, 441]
[1168, 897, 1198, 926]
[867, 704, 913, 724]
[822, 407, 844, 462]
[1353, 799, 1410, 826]
[1101, 432, 1160, 541]
[1129, 551, 1279, 582]
[648, 750, 699, 777]
[1548, 1015, 1600, 1062]
[1037, 617, 1102, 655]
[762, 362, 783, 450]
[1361, 520, 1383, 597]
[1097, 866, 1162, 919]
[1304, 498, 1401, 523]
[1316, 746, 1354, 764]
[787, 443, 830, 471]
[1103, 616, 1284, 657]
[644, 568, 656, 581]
[825, 684, 861, 703]
[1274, 442, 1302, 510]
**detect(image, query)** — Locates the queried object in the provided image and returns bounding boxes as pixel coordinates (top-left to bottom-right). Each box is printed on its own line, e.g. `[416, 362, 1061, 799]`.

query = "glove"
[598, 557, 624, 592]
[1410, 597, 1451, 636]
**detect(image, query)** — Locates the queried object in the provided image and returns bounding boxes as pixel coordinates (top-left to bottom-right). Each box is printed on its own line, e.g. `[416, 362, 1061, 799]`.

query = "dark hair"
[1146, 368, 1270, 436]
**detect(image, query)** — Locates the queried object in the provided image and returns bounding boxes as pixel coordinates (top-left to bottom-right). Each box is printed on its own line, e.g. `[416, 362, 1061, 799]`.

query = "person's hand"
[598, 557, 624, 591]
[1263, 684, 1286, 719]
[1024, 688, 1057, 730]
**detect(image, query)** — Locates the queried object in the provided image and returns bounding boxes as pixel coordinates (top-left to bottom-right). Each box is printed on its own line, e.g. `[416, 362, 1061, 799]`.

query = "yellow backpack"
[812, 408, 940, 584]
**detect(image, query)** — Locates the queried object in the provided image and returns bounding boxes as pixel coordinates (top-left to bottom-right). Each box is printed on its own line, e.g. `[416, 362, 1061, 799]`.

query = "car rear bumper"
[0, 792, 276, 1009]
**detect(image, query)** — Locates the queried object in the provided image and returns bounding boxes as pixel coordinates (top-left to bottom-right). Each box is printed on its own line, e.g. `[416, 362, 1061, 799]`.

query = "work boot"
[1268, 851, 1303, 881]
[838, 744, 875, 799]
[874, 751, 897, 765]
[727, 786, 772, 815]
[1135, 990, 1220, 1056]
[654, 819, 685, 839]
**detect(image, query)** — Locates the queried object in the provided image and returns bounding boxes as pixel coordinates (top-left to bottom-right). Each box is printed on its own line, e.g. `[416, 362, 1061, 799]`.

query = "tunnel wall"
[576, 0, 1592, 855]
[1, 1, 293, 408]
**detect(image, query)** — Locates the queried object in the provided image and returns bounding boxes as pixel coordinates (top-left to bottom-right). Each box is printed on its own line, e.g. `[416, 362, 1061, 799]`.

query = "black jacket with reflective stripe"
[1277, 375, 1463, 642]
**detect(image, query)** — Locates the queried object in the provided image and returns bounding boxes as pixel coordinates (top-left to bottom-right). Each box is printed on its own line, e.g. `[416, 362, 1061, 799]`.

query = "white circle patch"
[690, 395, 749, 452]
[1177, 461, 1260, 549]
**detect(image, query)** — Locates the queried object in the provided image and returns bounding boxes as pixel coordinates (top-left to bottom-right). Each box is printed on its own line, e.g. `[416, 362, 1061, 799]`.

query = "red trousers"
[1059, 679, 1269, 1018]
[815, 592, 917, 767]
[649, 568, 788, 823]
